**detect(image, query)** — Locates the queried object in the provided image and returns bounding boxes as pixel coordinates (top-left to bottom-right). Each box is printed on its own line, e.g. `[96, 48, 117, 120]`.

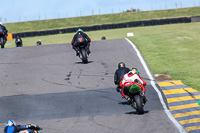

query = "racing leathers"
[4, 124, 38, 133]
[120, 71, 147, 102]
[0, 24, 8, 41]
[4, 125, 27, 133]
[114, 67, 130, 92]
[71, 31, 91, 56]
[15, 36, 22, 47]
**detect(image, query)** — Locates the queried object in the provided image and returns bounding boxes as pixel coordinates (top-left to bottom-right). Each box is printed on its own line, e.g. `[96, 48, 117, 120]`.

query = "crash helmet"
[118, 62, 125, 68]
[77, 28, 83, 32]
[131, 68, 139, 75]
[0, 22, 2, 25]
[6, 120, 16, 126]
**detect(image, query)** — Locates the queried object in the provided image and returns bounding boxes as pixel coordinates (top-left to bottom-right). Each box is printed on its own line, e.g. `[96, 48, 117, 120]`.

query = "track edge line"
[125, 38, 186, 133]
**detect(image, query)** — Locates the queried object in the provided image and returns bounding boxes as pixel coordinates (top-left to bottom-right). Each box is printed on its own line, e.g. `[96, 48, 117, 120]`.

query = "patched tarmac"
[0, 39, 181, 133]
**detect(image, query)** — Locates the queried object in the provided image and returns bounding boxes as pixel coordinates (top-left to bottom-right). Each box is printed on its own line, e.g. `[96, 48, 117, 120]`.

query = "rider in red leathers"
[120, 68, 147, 104]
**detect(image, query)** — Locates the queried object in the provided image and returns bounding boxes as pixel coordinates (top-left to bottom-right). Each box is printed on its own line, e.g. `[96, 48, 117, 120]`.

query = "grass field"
[6, 22, 200, 91]
[5, 7, 200, 33]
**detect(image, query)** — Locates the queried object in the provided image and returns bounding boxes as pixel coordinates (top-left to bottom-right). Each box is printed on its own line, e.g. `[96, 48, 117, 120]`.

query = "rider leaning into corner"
[0, 22, 8, 42]
[114, 62, 130, 92]
[120, 68, 148, 104]
[71, 28, 91, 56]
[4, 120, 38, 133]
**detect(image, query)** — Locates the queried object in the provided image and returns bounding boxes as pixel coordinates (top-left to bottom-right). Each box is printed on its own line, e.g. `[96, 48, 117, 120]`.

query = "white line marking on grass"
[125, 38, 186, 133]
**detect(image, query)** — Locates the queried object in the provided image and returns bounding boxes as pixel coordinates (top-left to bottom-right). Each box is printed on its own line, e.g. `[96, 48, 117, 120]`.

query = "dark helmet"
[118, 62, 125, 68]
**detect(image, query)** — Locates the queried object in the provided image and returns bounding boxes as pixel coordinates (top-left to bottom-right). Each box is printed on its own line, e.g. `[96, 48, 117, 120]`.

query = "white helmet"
[6, 120, 17, 126]
[0, 22, 2, 25]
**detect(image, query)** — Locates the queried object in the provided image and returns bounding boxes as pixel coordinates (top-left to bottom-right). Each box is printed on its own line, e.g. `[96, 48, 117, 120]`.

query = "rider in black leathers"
[0, 22, 8, 41]
[15, 36, 22, 47]
[114, 62, 130, 92]
[71, 29, 91, 56]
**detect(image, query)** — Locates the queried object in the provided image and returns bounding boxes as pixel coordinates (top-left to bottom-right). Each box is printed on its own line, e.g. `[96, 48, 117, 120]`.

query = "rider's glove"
[26, 124, 31, 128]
[26, 124, 37, 129]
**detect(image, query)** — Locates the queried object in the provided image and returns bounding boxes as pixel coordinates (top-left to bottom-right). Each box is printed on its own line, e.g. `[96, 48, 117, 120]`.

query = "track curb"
[157, 80, 200, 133]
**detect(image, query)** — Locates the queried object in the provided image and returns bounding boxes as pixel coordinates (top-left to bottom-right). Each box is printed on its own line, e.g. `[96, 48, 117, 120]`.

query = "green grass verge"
[129, 22, 200, 91]
[6, 22, 200, 91]
[5, 7, 200, 33]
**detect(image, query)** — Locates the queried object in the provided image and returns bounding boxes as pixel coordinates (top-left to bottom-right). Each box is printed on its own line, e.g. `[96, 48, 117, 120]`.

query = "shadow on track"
[74, 61, 93, 64]
[118, 102, 150, 115]
[125, 110, 149, 115]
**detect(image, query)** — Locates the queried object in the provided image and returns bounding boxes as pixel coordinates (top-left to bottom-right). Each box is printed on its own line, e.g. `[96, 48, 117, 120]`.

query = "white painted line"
[125, 38, 186, 133]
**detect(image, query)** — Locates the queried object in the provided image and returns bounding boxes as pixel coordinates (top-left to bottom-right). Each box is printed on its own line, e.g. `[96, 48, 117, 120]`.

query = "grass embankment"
[6, 22, 200, 91]
[129, 22, 200, 91]
[5, 7, 200, 33]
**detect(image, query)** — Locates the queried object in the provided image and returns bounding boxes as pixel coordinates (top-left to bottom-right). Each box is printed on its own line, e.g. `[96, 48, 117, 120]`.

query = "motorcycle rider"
[120, 68, 147, 104]
[15, 36, 22, 47]
[114, 62, 130, 92]
[0, 22, 8, 42]
[4, 120, 39, 133]
[71, 28, 91, 56]
[36, 40, 41, 46]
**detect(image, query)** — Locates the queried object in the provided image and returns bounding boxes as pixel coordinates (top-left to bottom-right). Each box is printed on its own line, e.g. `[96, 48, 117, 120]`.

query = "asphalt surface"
[0, 39, 180, 133]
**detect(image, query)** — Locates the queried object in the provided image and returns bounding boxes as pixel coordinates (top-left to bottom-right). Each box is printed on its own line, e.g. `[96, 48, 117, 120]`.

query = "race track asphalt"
[0, 39, 180, 133]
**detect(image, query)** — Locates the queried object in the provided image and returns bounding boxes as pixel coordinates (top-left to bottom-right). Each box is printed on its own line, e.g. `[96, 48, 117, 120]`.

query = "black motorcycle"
[16, 40, 23, 47]
[0, 31, 6, 48]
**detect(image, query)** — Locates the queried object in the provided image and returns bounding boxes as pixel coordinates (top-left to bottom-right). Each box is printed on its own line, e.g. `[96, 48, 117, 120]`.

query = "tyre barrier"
[12, 16, 192, 39]
[191, 16, 200, 22]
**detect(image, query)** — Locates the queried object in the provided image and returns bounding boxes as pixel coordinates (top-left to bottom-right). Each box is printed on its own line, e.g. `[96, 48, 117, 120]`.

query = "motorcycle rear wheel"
[0, 37, 4, 48]
[80, 48, 88, 63]
[134, 95, 144, 114]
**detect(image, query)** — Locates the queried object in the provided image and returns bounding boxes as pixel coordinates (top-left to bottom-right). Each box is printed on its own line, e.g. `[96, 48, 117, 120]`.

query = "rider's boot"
[73, 46, 80, 56]
[86, 46, 91, 54]
[76, 51, 80, 56]
[141, 92, 148, 105]
[125, 95, 131, 104]
[85, 43, 91, 54]
[116, 85, 121, 92]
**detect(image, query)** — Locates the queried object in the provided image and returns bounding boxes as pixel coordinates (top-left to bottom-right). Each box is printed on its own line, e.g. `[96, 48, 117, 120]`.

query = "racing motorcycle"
[19, 124, 42, 133]
[0, 29, 6, 48]
[123, 84, 146, 114]
[16, 39, 22, 47]
[75, 36, 89, 63]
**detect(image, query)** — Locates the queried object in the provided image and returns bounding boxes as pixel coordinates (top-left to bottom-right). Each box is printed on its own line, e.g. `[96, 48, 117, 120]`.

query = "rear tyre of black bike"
[80, 48, 88, 63]
[0, 37, 4, 48]
[134, 95, 144, 114]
